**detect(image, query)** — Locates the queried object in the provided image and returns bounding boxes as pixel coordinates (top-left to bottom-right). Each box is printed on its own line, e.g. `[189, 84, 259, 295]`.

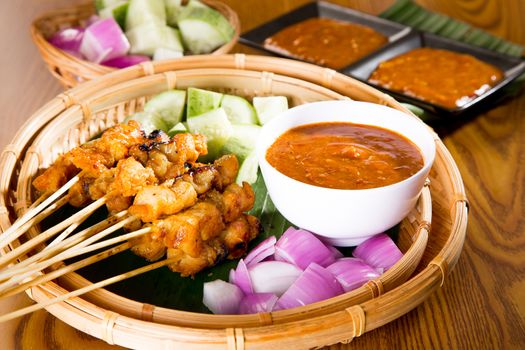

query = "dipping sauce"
[265, 122, 424, 190]
[368, 47, 504, 109]
[264, 17, 388, 70]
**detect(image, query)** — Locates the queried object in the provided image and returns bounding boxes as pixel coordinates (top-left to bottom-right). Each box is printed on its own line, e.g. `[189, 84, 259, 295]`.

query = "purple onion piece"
[274, 227, 336, 269]
[326, 258, 380, 292]
[48, 27, 85, 57]
[276, 263, 343, 310]
[79, 18, 130, 63]
[232, 259, 253, 295]
[203, 280, 243, 314]
[239, 293, 278, 314]
[244, 235, 276, 268]
[353, 233, 403, 271]
[101, 55, 151, 68]
[248, 261, 302, 297]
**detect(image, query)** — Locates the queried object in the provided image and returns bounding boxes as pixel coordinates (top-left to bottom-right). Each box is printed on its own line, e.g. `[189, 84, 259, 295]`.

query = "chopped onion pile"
[49, 17, 150, 69]
[203, 228, 404, 314]
[352, 233, 404, 270]
[48, 27, 85, 58]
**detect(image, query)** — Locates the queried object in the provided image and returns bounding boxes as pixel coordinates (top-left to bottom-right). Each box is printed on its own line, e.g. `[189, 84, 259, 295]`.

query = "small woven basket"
[0, 55, 467, 349]
[30, 0, 241, 88]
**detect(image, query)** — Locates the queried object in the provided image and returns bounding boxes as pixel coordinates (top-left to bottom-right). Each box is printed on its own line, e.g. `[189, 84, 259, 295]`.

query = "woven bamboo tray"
[0, 56, 467, 349]
[30, 0, 240, 88]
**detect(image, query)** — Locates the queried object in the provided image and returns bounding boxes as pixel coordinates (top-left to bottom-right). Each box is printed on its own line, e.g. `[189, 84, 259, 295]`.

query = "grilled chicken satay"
[129, 133, 208, 182]
[132, 181, 256, 271]
[68, 157, 158, 213]
[33, 121, 147, 193]
[129, 154, 239, 222]
[166, 214, 260, 276]
[203, 182, 256, 223]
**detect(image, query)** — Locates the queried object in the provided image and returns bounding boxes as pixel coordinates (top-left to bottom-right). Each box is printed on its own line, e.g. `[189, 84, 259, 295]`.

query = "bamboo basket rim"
[0, 55, 467, 349]
[12, 67, 430, 328]
[30, 0, 241, 87]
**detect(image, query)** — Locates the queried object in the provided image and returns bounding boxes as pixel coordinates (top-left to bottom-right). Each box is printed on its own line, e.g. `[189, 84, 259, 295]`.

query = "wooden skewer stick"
[0, 242, 132, 299]
[0, 197, 107, 269]
[0, 175, 80, 250]
[0, 257, 178, 323]
[0, 215, 137, 289]
[0, 210, 129, 281]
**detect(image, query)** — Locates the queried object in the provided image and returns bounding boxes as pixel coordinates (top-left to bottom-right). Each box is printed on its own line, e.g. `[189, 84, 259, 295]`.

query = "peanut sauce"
[266, 122, 423, 190]
[264, 18, 388, 70]
[368, 48, 504, 109]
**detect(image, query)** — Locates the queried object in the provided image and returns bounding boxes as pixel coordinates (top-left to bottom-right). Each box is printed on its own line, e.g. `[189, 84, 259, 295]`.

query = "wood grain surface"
[1, 0, 524, 349]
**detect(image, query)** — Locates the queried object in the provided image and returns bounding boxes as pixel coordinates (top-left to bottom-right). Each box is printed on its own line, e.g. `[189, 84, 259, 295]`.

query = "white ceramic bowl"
[257, 100, 436, 246]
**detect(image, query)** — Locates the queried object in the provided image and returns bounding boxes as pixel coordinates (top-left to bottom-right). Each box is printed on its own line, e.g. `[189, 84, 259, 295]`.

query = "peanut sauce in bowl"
[257, 101, 436, 246]
[265, 122, 423, 190]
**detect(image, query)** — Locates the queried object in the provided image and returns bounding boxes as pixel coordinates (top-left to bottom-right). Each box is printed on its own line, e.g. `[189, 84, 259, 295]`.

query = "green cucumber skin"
[126, 0, 166, 30]
[236, 151, 259, 185]
[186, 88, 224, 118]
[165, 0, 208, 27]
[186, 108, 233, 160]
[220, 124, 261, 163]
[220, 95, 258, 125]
[126, 24, 183, 56]
[177, 6, 234, 54]
[253, 96, 289, 125]
[144, 90, 187, 129]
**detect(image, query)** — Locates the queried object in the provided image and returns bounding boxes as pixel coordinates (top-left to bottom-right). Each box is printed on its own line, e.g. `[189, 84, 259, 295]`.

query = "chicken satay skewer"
[0, 197, 107, 270]
[0, 176, 79, 251]
[0, 210, 130, 281]
[0, 242, 132, 299]
[0, 257, 180, 323]
[0, 217, 139, 291]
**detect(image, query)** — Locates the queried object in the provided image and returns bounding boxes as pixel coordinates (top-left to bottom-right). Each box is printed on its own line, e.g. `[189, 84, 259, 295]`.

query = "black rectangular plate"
[344, 31, 525, 116]
[239, 1, 411, 70]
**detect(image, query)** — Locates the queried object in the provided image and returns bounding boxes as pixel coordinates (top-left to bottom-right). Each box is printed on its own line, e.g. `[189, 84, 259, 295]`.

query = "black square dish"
[344, 31, 525, 116]
[239, 1, 411, 69]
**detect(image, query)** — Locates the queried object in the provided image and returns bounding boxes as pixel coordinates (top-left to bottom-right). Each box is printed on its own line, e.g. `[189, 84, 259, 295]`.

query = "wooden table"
[1, 0, 524, 349]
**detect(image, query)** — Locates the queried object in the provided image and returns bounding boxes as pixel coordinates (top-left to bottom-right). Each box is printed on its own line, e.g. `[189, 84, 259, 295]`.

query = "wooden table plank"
[1, 0, 524, 349]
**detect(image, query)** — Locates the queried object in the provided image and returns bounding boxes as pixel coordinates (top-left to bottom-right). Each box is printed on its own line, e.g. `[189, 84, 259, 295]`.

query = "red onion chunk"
[239, 293, 278, 314]
[244, 236, 276, 268]
[101, 55, 150, 68]
[80, 18, 130, 63]
[326, 244, 344, 259]
[326, 258, 380, 292]
[353, 233, 403, 270]
[203, 280, 243, 314]
[249, 261, 302, 296]
[232, 259, 253, 295]
[276, 263, 343, 310]
[275, 227, 335, 269]
[49, 27, 85, 56]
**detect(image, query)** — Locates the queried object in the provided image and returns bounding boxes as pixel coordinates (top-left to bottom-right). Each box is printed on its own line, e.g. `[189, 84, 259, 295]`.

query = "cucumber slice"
[253, 96, 289, 125]
[153, 47, 184, 61]
[186, 108, 233, 160]
[165, 0, 207, 27]
[236, 151, 259, 185]
[220, 95, 258, 125]
[125, 0, 166, 30]
[95, 0, 125, 11]
[186, 87, 223, 118]
[167, 122, 187, 136]
[177, 6, 235, 54]
[124, 111, 168, 134]
[220, 124, 261, 162]
[99, 1, 129, 29]
[126, 23, 183, 56]
[144, 90, 186, 129]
